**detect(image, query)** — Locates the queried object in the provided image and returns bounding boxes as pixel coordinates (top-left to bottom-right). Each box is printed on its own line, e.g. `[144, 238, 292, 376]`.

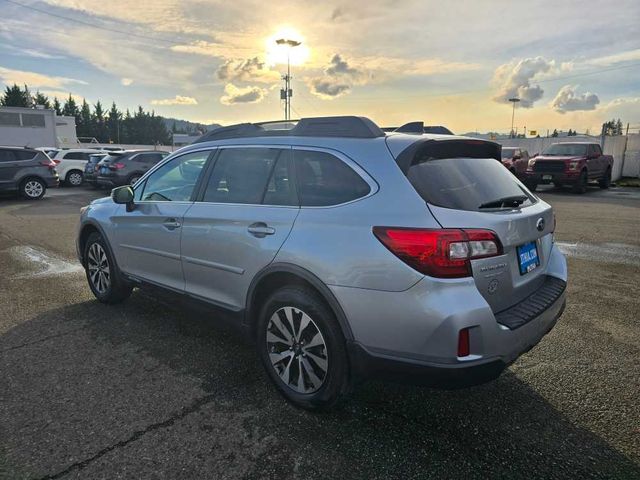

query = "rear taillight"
[109, 162, 125, 170]
[372, 227, 503, 278]
[457, 328, 470, 357]
[40, 159, 56, 170]
[52, 159, 61, 165]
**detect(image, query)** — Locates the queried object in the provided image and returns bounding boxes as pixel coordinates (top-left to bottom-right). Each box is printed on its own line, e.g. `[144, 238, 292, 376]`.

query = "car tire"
[257, 286, 351, 410]
[84, 232, 133, 304]
[572, 170, 588, 194]
[599, 168, 611, 189]
[20, 177, 46, 200]
[66, 170, 84, 187]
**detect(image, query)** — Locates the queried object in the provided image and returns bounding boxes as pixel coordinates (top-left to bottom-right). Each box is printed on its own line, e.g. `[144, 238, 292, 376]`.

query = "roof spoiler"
[394, 121, 425, 134]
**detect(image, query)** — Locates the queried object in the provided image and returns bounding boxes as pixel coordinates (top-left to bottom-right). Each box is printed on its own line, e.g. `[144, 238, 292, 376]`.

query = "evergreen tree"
[615, 119, 623, 136]
[107, 102, 122, 143]
[1, 84, 30, 107]
[551, 129, 559, 137]
[62, 95, 80, 126]
[33, 91, 51, 109]
[77, 99, 93, 138]
[93, 101, 107, 143]
[53, 97, 62, 115]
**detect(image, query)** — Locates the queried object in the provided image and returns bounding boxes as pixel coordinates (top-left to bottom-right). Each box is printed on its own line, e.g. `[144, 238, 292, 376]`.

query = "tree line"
[1, 83, 171, 145]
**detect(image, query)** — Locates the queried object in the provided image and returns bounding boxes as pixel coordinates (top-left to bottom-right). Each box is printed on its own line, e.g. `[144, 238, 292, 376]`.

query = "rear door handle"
[248, 222, 275, 238]
[163, 218, 181, 230]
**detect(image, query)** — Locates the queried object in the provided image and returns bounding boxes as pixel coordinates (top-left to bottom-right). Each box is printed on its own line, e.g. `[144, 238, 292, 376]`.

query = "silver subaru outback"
[77, 116, 567, 409]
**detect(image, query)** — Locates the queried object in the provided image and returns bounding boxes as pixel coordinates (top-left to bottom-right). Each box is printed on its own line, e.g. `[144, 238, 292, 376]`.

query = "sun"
[265, 27, 310, 67]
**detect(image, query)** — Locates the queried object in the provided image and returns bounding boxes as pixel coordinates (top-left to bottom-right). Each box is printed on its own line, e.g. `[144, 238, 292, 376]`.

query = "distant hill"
[163, 118, 222, 135]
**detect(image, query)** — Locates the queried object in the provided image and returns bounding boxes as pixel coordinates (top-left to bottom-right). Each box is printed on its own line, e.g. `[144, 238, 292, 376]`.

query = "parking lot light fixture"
[276, 38, 301, 121]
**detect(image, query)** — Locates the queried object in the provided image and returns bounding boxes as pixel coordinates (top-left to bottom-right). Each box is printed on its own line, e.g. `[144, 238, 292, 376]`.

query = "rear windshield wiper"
[479, 195, 528, 209]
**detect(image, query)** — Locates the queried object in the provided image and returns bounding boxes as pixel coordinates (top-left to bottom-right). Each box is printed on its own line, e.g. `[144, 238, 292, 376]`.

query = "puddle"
[555, 241, 640, 267]
[8, 245, 84, 278]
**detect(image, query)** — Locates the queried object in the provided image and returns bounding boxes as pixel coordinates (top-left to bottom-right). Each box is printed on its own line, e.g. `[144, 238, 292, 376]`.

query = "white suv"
[50, 148, 108, 186]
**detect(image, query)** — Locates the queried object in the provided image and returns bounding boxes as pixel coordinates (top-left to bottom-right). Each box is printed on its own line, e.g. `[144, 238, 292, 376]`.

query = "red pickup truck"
[525, 142, 613, 194]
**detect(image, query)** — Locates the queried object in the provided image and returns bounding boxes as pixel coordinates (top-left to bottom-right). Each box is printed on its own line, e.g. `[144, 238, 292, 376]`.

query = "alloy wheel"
[87, 243, 110, 294]
[24, 180, 44, 198]
[68, 172, 83, 186]
[266, 306, 328, 394]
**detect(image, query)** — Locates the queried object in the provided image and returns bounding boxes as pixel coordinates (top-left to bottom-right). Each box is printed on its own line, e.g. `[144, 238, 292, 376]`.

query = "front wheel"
[20, 177, 46, 200]
[572, 170, 588, 194]
[84, 232, 132, 303]
[599, 168, 611, 189]
[257, 286, 351, 410]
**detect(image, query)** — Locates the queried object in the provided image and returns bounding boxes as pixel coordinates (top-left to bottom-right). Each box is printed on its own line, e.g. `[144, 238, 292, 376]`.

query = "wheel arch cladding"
[245, 263, 354, 342]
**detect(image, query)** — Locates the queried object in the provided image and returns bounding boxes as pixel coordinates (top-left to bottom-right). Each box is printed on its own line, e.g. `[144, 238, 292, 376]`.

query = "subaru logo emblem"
[488, 279, 499, 295]
[536, 218, 545, 232]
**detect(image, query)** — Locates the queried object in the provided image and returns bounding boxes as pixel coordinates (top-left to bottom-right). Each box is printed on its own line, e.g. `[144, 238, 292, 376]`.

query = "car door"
[591, 144, 605, 176]
[111, 149, 213, 291]
[181, 146, 300, 310]
[586, 145, 601, 178]
[0, 149, 20, 190]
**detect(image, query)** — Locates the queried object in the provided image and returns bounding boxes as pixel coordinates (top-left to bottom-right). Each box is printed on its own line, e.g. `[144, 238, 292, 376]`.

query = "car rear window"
[405, 143, 534, 211]
[542, 144, 587, 156]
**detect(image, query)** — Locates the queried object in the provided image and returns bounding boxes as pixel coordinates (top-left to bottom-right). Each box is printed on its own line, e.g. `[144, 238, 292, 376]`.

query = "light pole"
[509, 97, 520, 138]
[276, 38, 301, 120]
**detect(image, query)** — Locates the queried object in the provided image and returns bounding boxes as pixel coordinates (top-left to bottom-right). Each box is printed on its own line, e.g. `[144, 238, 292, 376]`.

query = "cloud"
[121, 78, 133, 86]
[492, 57, 555, 108]
[308, 54, 366, 99]
[220, 83, 267, 105]
[551, 85, 600, 113]
[588, 49, 640, 66]
[150, 95, 198, 106]
[0, 67, 86, 89]
[216, 57, 279, 84]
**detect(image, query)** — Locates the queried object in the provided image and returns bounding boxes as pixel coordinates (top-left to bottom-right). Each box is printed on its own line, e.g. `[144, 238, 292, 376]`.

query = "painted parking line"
[556, 241, 640, 266]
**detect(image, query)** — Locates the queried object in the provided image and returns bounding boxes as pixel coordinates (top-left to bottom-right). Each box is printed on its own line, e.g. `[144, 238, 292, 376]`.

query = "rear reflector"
[109, 162, 126, 170]
[372, 227, 502, 278]
[457, 328, 470, 357]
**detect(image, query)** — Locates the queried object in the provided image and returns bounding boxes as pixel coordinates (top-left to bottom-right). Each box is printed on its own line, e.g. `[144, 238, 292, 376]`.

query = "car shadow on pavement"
[1, 293, 639, 479]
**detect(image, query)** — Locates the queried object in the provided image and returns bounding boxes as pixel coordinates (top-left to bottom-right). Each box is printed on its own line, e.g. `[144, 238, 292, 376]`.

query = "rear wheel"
[257, 286, 350, 410]
[599, 168, 611, 189]
[20, 177, 46, 200]
[84, 232, 132, 303]
[66, 170, 83, 187]
[572, 170, 588, 194]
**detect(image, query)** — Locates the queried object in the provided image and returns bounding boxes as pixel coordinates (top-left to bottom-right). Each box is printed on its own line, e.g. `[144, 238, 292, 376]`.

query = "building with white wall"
[0, 107, 78, 148]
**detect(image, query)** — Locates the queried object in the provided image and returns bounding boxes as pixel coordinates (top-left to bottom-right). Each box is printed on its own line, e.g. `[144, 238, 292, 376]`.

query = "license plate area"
[542, 174, 553, 181]
[517, 241, 540, 275]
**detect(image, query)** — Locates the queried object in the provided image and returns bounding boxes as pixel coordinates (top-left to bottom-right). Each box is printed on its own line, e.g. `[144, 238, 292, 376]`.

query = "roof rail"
[394, 121, 425, 134]
[382, 123, 454, 135]
[192, 116, 385, 143]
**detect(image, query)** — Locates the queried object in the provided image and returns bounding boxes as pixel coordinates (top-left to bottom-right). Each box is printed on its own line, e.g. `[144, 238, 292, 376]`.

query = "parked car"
[50, 148, 108, 186]
[96, 150, 170, 188]
[84, 153, 109, 187]
[525, 142, 613, 193]
[77, 116, 567, 409]
[501, 147, 530, 179]
[36, 147, 59, 159]
[0, 146, 59, 199]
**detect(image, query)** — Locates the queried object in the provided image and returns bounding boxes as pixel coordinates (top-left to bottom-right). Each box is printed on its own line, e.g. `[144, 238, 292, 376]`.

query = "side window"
[592, 144, 602, 156]
[0, 150, 16, 162]
[63, 152, 90, 160]
[263, 153, 297, 206]
[202, 148, 282, 204]
[136, 153, 164, 164]
[137, 150, 210, 202]
[14, 150, 37, 161]
[294, 150, 371, 206]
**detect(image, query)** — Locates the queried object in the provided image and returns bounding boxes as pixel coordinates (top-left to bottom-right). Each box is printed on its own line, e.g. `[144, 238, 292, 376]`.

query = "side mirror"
[111, 185, 135, 211]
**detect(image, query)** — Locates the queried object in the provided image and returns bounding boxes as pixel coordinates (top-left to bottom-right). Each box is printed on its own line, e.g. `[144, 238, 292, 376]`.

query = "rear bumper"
[97, 175, 124, 187]
[45, 176, 60, 188]
[333, 242, 568, 387]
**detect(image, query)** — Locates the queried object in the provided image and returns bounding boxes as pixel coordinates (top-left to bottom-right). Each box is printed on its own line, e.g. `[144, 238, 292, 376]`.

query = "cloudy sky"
[0, 0, 639, 133]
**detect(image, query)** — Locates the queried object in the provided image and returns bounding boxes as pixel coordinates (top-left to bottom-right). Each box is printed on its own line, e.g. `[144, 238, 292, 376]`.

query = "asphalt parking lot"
[1, 184, 639, 479]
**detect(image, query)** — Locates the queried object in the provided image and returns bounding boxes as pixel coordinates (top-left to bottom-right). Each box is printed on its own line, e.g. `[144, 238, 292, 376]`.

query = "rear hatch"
[393, 138, 555, 312]
[97, 152, 124, 176]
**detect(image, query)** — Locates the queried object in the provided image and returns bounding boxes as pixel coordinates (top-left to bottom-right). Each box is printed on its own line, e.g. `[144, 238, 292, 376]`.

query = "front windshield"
[542, 144, 588, 156]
